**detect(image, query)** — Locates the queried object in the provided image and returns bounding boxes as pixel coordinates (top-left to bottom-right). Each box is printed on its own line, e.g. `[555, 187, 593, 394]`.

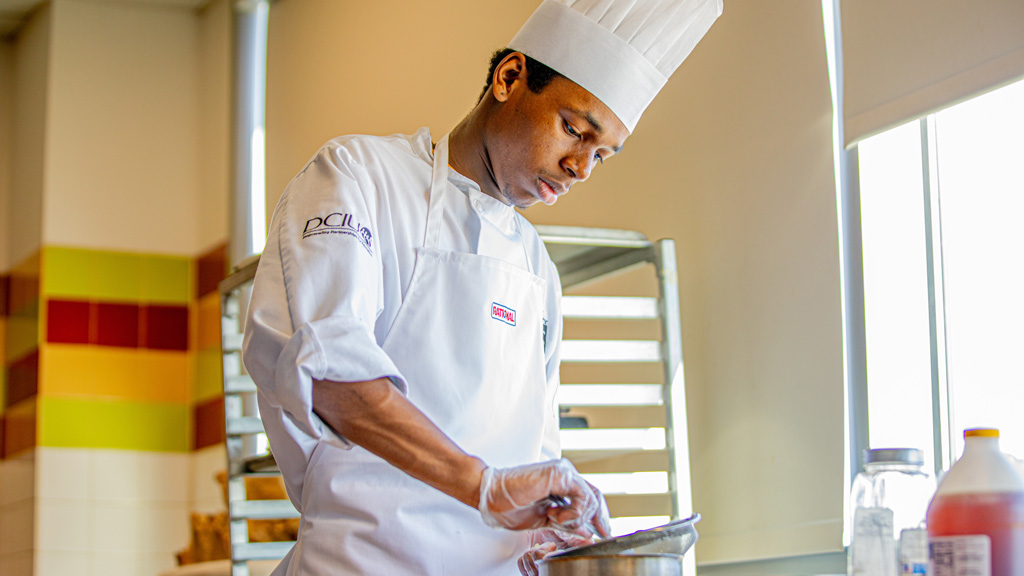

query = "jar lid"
[863, 448, 924, 466]
[964, 428, 999, 438]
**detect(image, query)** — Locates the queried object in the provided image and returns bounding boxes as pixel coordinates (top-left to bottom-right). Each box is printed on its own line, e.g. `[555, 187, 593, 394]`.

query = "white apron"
[281, 135, 550, 575]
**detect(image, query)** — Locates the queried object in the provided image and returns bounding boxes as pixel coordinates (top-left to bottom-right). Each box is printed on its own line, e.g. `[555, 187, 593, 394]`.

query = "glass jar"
[849, 448, 934, 576]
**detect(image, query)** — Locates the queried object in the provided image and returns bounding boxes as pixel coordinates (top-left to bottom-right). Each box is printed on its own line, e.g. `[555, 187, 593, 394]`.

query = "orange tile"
[41, 344, 188, 404]
[195, 292, 222, 351]
[140, 349, 191, 404]
[3, 398, 37, 457]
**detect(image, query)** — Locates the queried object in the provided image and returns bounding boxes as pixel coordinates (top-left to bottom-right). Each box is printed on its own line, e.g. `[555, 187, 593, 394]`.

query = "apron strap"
[427, 133, 537, 277]
[424, 134, 450, 250]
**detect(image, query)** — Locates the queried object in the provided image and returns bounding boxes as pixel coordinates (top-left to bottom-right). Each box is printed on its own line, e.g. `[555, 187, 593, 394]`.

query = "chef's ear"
[491, 51, 527, 103]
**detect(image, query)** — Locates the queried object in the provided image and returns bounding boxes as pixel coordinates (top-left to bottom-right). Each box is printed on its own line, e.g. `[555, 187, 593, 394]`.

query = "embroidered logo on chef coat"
[491, 302, 516, 326]
[302, 212, 374, 256]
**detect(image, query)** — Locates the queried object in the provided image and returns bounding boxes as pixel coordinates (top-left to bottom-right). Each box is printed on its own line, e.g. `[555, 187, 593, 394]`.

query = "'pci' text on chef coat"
[242, 128, 564, 575]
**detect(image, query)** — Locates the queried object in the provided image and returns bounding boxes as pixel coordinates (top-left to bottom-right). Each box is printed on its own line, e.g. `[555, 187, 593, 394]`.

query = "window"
[857, 78, 1024, 470]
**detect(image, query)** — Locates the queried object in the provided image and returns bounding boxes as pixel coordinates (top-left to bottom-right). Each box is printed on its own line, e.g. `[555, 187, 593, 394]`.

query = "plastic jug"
[926, 428, 1024, 576]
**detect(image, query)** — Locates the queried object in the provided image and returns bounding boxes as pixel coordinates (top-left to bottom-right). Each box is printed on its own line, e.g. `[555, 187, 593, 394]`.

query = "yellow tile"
[41, 345, 188, 404]
[5, 315, 40, 364]
[193, 348, 224, 403]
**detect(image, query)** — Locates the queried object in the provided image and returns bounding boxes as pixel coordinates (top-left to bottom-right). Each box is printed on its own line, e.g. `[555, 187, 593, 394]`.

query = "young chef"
[242, 0, 722, 574]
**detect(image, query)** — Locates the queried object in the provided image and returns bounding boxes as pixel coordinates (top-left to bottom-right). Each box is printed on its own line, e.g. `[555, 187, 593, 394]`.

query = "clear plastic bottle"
[849, 448, 934, 576]
[926, 428, 1024, 576]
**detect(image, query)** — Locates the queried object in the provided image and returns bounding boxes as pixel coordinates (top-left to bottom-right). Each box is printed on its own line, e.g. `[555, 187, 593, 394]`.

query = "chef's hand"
[478, 458, 611, 539]
[517, 529, 596, 576]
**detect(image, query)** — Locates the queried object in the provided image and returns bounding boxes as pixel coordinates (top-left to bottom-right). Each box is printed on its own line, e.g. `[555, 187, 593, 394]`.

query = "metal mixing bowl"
[539, 553, 683, 576]
[538, 514, 700, 576]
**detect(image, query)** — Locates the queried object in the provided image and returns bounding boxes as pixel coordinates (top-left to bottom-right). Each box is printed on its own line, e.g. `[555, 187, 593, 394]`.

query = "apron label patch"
[302, 212, 374, 256]
[491, 302, 516, 326]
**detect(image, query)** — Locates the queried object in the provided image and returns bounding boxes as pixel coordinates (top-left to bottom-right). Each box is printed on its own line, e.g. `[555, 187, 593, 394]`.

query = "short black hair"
[478, 48, 563, 102]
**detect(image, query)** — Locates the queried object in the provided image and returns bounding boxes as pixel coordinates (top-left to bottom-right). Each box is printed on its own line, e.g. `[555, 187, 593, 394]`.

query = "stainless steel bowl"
[539, 553, 683, 576]
[538, 514, 700, 576]
[549, 514, 700, 558]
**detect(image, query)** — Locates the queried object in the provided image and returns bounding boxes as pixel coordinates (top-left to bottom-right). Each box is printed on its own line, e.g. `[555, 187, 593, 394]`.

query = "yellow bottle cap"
[964, 428, 999, 438]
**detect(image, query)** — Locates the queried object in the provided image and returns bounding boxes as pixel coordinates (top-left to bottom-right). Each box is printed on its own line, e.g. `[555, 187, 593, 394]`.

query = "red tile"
[96, 302, 140, 348]
[196, 244, 228, 299]
[193, 396, 225, 450]
[143, 304, 188, 350]
[0, 274, 9, 316]
[6, 350, 39, 408]
[47, 299, 91, 344]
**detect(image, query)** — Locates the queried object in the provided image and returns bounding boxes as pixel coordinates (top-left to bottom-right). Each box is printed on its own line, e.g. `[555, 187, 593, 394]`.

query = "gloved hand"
[517, 529, 596, 576]
[478, 458, 611, 539]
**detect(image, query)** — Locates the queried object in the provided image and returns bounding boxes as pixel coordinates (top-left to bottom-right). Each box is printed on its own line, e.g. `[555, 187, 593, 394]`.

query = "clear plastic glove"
[478, 458, 611, 538]
[517, 529, 596, 576]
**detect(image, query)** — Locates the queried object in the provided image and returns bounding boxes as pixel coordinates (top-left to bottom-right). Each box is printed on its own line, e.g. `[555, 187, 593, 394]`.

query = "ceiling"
[1, 0, 209, 39]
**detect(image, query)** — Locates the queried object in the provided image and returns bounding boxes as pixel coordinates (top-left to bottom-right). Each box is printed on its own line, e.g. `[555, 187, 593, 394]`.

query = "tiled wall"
[35, 447, 190, 575]
[193, 244, 227, 452]
[0, 449, 36, 575]
[0, 243, 230, 576]
[0, 253, 41, 576]
[3, 252, 40, 460]
[40, 246, 192, 453]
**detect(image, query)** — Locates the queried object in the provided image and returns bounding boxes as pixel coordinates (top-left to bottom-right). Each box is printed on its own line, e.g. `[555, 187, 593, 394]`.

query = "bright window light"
[931, 79, 1024, 460]
[251, 125, 266, 252]
[857, 78, 1024, 469]
[858, 121, 935, 467]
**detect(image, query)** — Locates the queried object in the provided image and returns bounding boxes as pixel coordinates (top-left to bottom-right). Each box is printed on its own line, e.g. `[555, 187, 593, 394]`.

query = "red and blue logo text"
[491, 302, 516, 326]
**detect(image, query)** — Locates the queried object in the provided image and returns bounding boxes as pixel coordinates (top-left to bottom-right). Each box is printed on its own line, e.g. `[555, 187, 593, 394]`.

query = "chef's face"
[483, 56, 629, 208]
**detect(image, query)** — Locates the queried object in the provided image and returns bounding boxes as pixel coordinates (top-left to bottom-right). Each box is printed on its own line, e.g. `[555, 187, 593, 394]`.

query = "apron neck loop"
[427, 133, 537, 277]
[424, 134, 450, 250]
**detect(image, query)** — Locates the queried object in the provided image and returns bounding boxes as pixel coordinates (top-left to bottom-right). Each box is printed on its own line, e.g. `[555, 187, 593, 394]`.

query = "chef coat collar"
[447, 169, 519, 237]
[420, 128, 519, 237]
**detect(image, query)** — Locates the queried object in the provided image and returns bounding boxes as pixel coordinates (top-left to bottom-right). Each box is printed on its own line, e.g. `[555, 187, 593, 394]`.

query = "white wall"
[0, 40, 12, 272]
[7, 3, 48, 268]
[265, 0, 844, 564]
[45, 0, 203, 255]
[196, 0, 230, 254]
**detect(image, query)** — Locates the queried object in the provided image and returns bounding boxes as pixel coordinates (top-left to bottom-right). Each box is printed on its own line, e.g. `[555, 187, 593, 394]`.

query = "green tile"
[5, 316, 40, 364]
[43, 247, 95, 299]
[142, 255, 191, 304]
[39, 397, 188, 452]
[193, 348, 224, 403]
[91, 251, 142, 302]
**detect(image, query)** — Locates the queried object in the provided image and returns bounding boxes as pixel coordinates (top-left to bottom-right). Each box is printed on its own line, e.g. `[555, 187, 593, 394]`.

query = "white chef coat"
[242, 128, 564, 574]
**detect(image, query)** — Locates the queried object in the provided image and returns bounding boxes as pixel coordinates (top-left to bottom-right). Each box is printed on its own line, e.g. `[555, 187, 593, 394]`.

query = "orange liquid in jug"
[927, 491, 1024, 575]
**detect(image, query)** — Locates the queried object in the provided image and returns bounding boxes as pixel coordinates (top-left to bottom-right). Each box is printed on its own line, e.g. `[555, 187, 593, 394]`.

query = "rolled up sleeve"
[243, 143, 407, 450]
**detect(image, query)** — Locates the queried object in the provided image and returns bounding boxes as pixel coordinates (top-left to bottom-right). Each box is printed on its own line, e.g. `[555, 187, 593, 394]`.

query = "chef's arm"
[312, 376, 487, 508]
[311, 376, 610, 538]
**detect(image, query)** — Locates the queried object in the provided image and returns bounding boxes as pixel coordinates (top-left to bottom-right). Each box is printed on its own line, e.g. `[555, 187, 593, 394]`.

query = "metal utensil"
[547, 513, 701, 558]
[539, 494, 599, 537]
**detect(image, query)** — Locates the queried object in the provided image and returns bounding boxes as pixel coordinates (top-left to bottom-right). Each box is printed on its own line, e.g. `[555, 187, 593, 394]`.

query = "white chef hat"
[509, 0, 723, 132]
